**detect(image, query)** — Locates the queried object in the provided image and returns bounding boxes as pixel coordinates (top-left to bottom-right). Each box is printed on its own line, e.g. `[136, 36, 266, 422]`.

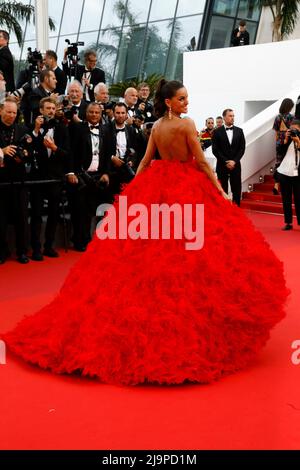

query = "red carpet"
[0, 213, 300, 450]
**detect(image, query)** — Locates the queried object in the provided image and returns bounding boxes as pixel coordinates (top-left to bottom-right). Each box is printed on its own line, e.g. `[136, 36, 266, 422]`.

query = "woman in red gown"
[2, 80, 288, 385]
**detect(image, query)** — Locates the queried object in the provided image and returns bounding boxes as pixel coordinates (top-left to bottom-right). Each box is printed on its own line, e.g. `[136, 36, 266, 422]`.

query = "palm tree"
[0, 1, 55, 46]
[260, 0, 300, 41]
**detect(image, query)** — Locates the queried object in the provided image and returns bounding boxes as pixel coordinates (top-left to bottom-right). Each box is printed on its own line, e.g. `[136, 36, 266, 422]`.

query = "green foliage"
[109, 73, 164, 99]
[0, 1, 55, 46]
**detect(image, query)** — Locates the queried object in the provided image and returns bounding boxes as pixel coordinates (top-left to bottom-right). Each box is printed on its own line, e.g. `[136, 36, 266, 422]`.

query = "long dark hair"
[154, 79, 184, 118]
[279, 98, 294, 115]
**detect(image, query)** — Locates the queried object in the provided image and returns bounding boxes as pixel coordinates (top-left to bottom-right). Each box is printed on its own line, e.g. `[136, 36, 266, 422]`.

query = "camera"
[14, 134, 33, 162]
[42, 117, 57, 133]
[290, 128, 300, 138]
[27, 47, 43, 65]
[65, 39, 85, 59]
[63, 104, 79, 121]
[10, 81, 31, 100]
[77, 170, 107, 192]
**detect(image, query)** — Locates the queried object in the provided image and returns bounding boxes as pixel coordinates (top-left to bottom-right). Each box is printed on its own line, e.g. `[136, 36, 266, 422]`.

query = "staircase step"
[241, 200, 284, 214]
[253, 182, 274, 191]
[243, 191, 282, 203]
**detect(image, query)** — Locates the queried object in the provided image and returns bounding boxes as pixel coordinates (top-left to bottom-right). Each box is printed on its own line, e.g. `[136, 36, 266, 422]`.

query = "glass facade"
[8, 0, 261, 83]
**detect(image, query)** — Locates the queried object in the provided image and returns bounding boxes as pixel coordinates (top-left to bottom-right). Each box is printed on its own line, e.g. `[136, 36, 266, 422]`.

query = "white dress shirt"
[224, 125, 234, 145]
[277, 142, 299, 177]
[87, 123, 100, 172]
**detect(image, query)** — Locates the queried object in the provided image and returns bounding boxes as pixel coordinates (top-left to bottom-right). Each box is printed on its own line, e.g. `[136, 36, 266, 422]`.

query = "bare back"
[151, 116, 194, 162]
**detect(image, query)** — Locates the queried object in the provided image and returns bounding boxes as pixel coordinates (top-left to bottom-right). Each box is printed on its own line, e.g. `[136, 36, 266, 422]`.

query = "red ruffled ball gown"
[2, 160, 288, 385]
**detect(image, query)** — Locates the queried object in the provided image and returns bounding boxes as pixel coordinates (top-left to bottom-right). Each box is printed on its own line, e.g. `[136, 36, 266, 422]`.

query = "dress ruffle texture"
[3, 161, 289, 385]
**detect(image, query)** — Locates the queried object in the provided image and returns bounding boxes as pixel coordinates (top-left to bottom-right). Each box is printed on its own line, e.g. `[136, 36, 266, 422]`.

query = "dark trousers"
[69, 173, 113, 248]
[0, 185, 29, 257]
[30, 183, 62, 251]
[278, 173, 300, 224]
[217, 162, 241, 206]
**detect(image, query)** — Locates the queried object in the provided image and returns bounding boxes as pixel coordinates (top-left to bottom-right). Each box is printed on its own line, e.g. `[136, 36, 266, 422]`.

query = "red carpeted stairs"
[241, 174, 295, 215]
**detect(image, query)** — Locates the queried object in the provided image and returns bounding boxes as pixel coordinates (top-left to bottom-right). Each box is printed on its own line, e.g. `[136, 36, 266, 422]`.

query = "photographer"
[44, 50, 67, 95]
[30, 97, 73, 261]
[276, 119, 300, 230]
[68, 102, 110, 251]
[63, 49, 105, 102]
[64, 81, 88, 123]
[136, 82, 156, 123]
[29, 69, 58, 124]
[102, 102, 138, 196]
[0, 98, 31, 264]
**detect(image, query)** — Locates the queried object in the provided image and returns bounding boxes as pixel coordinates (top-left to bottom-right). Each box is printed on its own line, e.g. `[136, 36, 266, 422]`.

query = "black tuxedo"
[231, 28, 250, 47]
[69, 100, 89, 122]
[62, 63, 105, 101]
[68, 121, 111, 249]
[102, 121, 138, 194]
[29, 85, 53, 124]
[0, 45, 15, 92]
[53, 66, 67, 95]
[0, 121, 30, 257]
[29, 121, 71, 252]
[212, 125, 245, 206]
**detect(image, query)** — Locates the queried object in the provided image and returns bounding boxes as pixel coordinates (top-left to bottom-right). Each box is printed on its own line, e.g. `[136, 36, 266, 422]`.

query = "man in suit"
[65, 81, 88, 122]
[231, 20, 250, 47]
[29, 69, 58, 124]
[0, 99, 31, 264]
[0, 30, 15, 92]
[63, 50, 105, 102]
[102, 102, 138, 196]
[30, 97, 72, 260]
[212, 108, 245, 206]
[44, 50, 67, 95]
[68, 102, 110, 251]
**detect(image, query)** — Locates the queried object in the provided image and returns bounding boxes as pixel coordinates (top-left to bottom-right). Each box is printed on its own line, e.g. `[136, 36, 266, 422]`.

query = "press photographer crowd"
[0, 30, 156, 265]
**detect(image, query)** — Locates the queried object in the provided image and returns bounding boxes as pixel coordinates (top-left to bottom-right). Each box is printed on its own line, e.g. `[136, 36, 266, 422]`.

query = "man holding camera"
[276, 120, 300, 230]
[30, 97, 72, 260]
[0, 99, 31, 264]
[63, 49, 105, 102]
[68, 102, 110, 251]
[136, 82, 156, 123]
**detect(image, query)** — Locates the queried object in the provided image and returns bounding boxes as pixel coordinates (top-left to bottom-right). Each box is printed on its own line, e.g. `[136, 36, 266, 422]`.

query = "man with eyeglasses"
[0, 30, 15, 93]
[63, 50, 105, 102]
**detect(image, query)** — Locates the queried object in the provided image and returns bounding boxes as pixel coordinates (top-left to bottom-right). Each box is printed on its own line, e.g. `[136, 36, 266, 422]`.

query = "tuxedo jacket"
[0, 122, 29, 182]
[29, 86, 52, 123]
[69, 100, 89, 121]
[54, 66, 68, 95]
[0, 45, 15, 92]
[62, 63, 105, 101]
[102, 121, 138, 172]
[212, 126, 245, 169]
[231, 29, 250, 47]
[69, 121, 109, 174]
[30, 121, 72, 179]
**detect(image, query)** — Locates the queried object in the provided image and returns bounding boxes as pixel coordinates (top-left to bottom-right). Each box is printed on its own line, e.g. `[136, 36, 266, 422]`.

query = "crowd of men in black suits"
[0, 30, 156, 265]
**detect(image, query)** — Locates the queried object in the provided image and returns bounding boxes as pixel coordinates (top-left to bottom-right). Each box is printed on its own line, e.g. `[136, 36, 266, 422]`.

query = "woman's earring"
[168, 107, 172, 119]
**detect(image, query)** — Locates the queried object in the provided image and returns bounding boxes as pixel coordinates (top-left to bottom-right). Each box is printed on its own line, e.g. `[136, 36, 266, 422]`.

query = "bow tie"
[225, 127, 233, 131]
[116, 128, 125, 133]
[90, 125, 99, 130]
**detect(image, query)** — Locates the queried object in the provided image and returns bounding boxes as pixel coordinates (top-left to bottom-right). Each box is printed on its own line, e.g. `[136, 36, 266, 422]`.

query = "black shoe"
[43, 247, 59, 258]
[73, 244, 87, 252]
[0, 256, 6, 265]
[272, 187, 279, 195]
[17, 254, 30, 264]
[282, 224, 293, 231]
[32, 250, 44, 261]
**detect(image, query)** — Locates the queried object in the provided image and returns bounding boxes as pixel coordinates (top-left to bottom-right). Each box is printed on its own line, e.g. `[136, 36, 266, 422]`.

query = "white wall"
[183, 39, 300, 129]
